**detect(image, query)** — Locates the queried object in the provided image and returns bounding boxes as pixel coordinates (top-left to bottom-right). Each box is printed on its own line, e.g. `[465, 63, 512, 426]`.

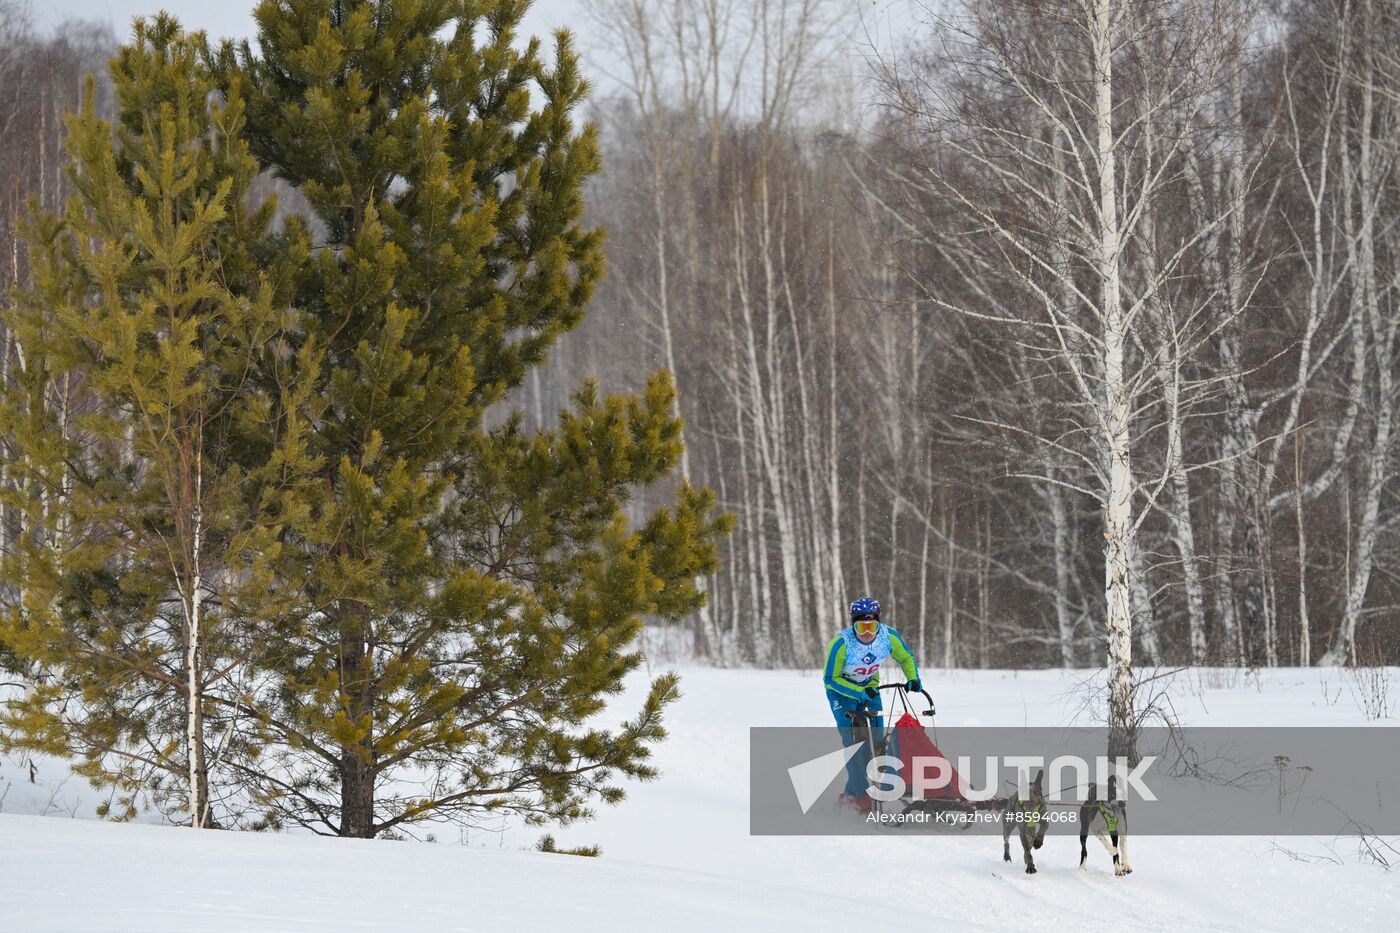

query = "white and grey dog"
[1079, 775, 1132, 876]
[1001, 769, 1048, 874]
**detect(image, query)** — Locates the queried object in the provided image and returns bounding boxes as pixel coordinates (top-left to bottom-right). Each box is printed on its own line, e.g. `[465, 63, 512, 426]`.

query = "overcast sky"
[36, 1, 592, 46]
[34, 1, 921, 115]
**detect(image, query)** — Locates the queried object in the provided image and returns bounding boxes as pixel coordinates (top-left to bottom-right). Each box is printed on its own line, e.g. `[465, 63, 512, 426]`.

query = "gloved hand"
[864, 686, 879, 700]
[907, 679, 922, 693]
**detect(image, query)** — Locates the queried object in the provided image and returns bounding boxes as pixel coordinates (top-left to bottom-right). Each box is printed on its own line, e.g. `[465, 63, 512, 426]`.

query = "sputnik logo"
[787, 743, 864, 814]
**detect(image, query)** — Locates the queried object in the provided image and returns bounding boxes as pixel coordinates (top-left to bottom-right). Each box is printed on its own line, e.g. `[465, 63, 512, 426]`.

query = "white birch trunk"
[918, 483, 931, 659]
[184, 443, 206, 828]
[1151, 288, 1207, 664]
[1322, 16, 1396, 664]
[977, 509, 989, 670]
[1047, 478, 1076, 667]
[825, 229, 845, 628]
[1093, 0, 1135, 758]
[1295, 432, 1311, 667]
[733, 197, 806, 662]
[857, 452, 872, 596]
[942, 498, 956, 668]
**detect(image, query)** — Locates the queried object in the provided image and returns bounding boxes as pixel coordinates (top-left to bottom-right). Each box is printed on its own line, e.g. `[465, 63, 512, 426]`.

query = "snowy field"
[2, 664, 1397, 931]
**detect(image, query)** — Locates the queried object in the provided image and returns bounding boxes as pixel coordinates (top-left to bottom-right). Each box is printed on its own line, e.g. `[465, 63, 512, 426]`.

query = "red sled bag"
[892, 711, 969, 801]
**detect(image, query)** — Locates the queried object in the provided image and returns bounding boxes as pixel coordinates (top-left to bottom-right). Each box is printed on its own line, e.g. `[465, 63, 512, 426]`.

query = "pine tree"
[0, 15, 311, 826]
[218, 0, 730, 837]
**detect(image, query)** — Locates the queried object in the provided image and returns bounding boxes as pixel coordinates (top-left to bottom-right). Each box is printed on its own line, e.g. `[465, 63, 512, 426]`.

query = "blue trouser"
[827, 689, 884, 798]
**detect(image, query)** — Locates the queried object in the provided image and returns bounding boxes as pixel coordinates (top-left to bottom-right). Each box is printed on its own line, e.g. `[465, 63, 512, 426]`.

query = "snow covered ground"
[2, 664, 1397, 930]
[0, 812, 857, 931]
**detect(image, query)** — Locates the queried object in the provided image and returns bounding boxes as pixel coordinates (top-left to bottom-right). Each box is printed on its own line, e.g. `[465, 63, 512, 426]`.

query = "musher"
[822, 596, 922, 812]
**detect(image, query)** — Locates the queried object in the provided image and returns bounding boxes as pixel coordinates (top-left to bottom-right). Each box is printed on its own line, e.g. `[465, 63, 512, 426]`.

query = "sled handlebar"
[842, 685, 936, 721]
[879, 682, 936, 716]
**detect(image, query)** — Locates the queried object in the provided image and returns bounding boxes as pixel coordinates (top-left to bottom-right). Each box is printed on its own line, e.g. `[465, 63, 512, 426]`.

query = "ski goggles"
[854, 619, 879, 635]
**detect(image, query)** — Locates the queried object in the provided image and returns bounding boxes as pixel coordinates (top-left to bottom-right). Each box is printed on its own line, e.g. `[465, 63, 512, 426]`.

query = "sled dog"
[1001, 768, 1048, 874]
[1079, 775, 1132, 876]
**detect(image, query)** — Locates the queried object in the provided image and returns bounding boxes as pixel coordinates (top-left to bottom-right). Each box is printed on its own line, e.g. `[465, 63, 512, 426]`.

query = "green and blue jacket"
[823, 624, 920, 700]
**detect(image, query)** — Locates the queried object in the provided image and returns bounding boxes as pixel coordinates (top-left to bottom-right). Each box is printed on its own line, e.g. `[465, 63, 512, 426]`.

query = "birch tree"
[1318, 0, 1400, 664]
[875, 0, 1245, 751]
[585, 0, 849, 663]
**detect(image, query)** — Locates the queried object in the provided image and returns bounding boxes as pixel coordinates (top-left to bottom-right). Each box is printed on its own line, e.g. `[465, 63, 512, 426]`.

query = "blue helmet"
[849, 597, 880, 621]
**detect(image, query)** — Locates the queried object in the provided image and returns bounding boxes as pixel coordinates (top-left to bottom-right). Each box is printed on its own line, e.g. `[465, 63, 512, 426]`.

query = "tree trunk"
[857, 449, 872, 596]
[825, 234, 845, 632]
[1048, 478, 1076, 667]
[1152, 290, 1207, 665]
[338, 604, 376, 837]
[340, 747, 375, 838]
[942, 495, 956, 668]
[1094, 0, 1135, 762]
[182, 432, 208, 828]
[978, 508, 989, 670]
[1322, 11, 1395, 665]
[1127, 534, 1160, 666]
[1295, 430, 1311, 667]
[918, 484, 931, 658]
[185, 588, 206, 828]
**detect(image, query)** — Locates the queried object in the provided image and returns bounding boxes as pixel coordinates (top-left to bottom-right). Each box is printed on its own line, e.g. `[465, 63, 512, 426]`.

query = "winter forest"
[560, 0, 1400, 675]
[1, 0, 1399, 834]
[7, 0, 1400, 674]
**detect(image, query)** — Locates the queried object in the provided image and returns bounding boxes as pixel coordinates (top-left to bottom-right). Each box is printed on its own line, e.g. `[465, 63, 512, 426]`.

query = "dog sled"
[847, 682, 979, 820]
[845, 685, 1133, 873]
